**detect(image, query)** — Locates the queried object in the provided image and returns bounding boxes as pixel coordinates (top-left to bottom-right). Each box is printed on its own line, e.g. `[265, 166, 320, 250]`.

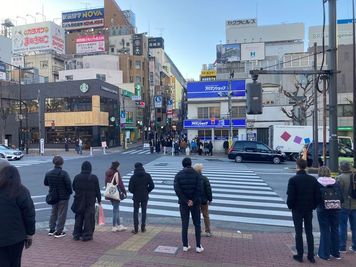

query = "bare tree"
[0, 102, 10, 144]
[281, 75, 314, 126]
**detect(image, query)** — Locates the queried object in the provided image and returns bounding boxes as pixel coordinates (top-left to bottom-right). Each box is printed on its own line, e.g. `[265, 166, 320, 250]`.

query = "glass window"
[44, 76, 49, 83]
[135, 60, 141, 69]
[126, 111, 133, 123]
[197, 107, 209, 118]
[231, 106, 246, 118]
[65, 75, 73, 81]
[338, 104, 353, 117]
[40, 61, 48, 69]
[197, 130, 211, 141]
[100, 97, 118, 114]
[135, 76, 141, 84]
[45, 97, 92, 112]
[24, 100, 39, 113]
[209, 107, 220, 119]
[96, 74, 106, 81]
[257, 143, 270, 152]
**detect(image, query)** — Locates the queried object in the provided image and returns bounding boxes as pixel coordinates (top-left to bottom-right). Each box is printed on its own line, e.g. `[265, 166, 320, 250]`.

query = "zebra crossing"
[121, 149, 152, 155]
[10, 158, 54, 168]
[100, 162, 294, 228]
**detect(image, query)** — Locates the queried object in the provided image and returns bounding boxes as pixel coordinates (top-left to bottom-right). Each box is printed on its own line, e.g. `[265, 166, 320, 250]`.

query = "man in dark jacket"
[44, 155, 72, 238]
[128, 162, 154, 234]
[174, 157, 203, 253]
[287, 158, 320, 263]
[72, 161, 101, 241]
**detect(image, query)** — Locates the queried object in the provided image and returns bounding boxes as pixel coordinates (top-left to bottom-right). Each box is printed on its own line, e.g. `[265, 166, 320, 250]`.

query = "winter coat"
[128, 167, 154, 202]
[44, 166, 72, 201]
[286, 170, 320, 212]
[200, 174, 212, 205]
[336, 171, 356, 210]
[104, 168, 126, 201]
[72, 162, 101, 214]
[0, 185, 35, 247]
[174, 167, 201, 205]
[317, 176, 344, 211]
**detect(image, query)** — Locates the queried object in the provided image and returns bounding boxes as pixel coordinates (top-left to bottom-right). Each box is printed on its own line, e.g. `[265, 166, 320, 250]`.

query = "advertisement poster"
[12, 22, 65, 54]
[241, 42, 265, 61]
[187, 80, 246, 99]
[216, 43, 241, 63]
[62, 8, 104, 30]
[76, 35, 105, 54]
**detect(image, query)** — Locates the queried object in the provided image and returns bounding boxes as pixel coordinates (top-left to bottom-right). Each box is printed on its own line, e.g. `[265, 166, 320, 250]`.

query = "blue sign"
[337, 19, 355, 24]
[167, 99, 173, 105]
[0, 63, 6, 73]
[183, 119, 246, 129]
[120, 111, 126, 118]
[62, 8, 104, 30]
[187, 80, 245, 99]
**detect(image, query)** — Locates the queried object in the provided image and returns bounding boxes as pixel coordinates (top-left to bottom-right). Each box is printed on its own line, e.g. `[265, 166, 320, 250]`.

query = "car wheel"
[273, 157, 281, 164]
[235, 155, 243, 163]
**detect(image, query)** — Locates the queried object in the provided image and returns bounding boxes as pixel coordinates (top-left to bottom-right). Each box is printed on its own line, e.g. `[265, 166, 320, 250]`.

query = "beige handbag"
[104, 174, 120, 200]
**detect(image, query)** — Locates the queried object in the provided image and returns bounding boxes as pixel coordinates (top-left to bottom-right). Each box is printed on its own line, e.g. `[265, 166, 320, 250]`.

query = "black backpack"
[349, 174, 356, 199]
[322, 184, 342, 209]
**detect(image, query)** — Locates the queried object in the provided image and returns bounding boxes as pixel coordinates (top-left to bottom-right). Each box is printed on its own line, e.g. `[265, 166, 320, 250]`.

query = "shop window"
[96, 74, 106, 81]
[45, 97, 92, 112]
[197, 130, 212, 141]
[126, 111, 133, 123]
[40, 60, 48, 69]
[231, 106, 246, 118]
[100, 97, 118, 113]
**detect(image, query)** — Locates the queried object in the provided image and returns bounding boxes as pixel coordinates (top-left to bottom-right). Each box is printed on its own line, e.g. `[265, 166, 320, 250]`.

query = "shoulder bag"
[104, 173, 121, 200]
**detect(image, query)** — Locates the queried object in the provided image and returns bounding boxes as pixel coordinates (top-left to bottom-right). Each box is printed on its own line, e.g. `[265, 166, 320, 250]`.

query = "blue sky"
[0, 0, 351, 80]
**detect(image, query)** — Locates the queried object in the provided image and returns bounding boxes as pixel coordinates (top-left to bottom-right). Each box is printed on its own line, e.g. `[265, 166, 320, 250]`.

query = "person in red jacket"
[105, 161, 127, 232]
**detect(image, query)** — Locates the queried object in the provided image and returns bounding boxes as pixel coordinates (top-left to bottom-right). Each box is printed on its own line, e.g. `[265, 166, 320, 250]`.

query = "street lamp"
[16, 16, 27, 25]
[26, 14, 36, 23]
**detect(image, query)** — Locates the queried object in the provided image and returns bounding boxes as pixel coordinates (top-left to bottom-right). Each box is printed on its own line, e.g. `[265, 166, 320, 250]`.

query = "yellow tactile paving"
[115, 228, 160, 251]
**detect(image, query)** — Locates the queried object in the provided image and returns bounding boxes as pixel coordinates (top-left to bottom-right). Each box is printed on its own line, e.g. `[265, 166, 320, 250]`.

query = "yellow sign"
[200, 70, 217, 77]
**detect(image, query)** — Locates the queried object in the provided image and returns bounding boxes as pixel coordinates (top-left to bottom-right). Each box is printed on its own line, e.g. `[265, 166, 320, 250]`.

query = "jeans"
[292, 210, 314, 257]
[180, 203, 201, 248]
[339, 208, 356, 251]
[317, 210, 340, 259]
[111, 200, 121, 226]
[0, 241, 24, 267]
[201, 204, 211, 233]
[49, 200, 69, 233]
[73, 205, 95, 240]
[133, 200, 147, 231]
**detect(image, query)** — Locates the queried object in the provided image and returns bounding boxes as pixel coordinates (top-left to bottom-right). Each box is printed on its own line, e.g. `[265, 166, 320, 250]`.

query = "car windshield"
[0, 145, 11, 150]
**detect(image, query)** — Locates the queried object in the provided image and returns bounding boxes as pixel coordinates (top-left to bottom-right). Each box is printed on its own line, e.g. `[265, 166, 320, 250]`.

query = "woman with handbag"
[105, 161, 127, 232]
[0, 164, 36, 267]
[72, 161, 101, 241]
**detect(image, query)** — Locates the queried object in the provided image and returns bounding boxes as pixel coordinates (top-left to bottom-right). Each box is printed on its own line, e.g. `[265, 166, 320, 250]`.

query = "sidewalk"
[22, 224, 355, 267]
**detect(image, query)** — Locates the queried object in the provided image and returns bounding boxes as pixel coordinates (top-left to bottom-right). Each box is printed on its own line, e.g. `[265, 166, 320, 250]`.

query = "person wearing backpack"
[287, 159, 320, 263]
[336, 161, 356, 253]
[316, 166, 344, 260]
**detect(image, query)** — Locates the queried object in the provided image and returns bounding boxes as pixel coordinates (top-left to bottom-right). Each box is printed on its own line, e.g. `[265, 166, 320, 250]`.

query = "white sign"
[12, 22, 65, 55]
[40, 138, 45, 155]
[226, 18, 257, 26]
[241, 42, 265, 61]
[11, 56, 25, 68]
[154, 95, 162, 108]
[131, 95, 141, 101]
[76, 35, 105, 54]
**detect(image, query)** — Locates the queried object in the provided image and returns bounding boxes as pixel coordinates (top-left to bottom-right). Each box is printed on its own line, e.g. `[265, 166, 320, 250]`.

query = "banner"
[133, 34, 143, 56]
[62, 8, 104, 30]
[12, 22, 65, 54]
[76, 35, 105, 54]
[183, 119, 246, 129]
[187, 80, 246, 99]
[216, 44, 241, 63]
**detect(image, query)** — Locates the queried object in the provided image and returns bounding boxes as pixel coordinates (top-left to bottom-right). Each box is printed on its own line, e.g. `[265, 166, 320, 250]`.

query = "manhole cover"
[154, 245, 178, 255]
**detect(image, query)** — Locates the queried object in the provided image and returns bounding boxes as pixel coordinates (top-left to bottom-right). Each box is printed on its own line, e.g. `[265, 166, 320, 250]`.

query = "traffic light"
[246, 81, 262, 115]
[135, 101, 145, 108]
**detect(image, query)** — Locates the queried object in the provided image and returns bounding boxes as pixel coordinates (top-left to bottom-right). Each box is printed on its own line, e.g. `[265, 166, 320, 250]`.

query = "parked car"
[228, 141, 287, 164]
[0, 145, 24, 160]
[303, 142, 354, 167]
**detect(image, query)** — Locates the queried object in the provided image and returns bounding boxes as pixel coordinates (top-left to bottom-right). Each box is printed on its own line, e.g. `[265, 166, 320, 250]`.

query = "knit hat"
[81, 161, 92, 173]
[134, 162, 143, 169]
[339, 161, 352, 172]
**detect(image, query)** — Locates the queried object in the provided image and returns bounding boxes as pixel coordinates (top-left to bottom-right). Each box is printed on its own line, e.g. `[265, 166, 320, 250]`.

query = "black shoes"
[131, 229, 138, 234]
[141, 226, 146, 233]
[293, 255, 303, 263]
[307, 256, 316, 263]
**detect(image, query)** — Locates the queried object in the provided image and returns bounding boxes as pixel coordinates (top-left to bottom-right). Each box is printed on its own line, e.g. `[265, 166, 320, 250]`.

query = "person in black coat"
[287, 159, 320, 263]
[44, 156, 72, 238]
[174, 157, 203, 253]
[128, 162, 154, 234]
[0, 164, 36, 267]
[72, 161, 101, 241]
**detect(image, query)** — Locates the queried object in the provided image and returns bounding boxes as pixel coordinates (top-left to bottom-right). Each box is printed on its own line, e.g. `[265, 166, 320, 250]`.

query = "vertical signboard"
[0, 63, 6, 80]
[154, 95, 162, 108]
[133, 34, 143, 56]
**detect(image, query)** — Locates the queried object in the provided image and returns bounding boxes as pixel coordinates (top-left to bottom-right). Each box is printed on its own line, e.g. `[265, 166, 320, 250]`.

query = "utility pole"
[328, 0, 338, 172]
[312, 43, 319, 167]
[19, 66, 23, 151]
[228, 70, 234, 147]
[322, 75, 328, 163]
